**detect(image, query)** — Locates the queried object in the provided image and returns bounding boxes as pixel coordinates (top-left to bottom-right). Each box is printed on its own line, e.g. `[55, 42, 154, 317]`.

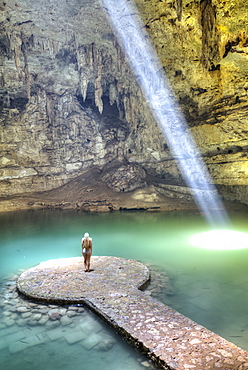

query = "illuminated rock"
[0, 0, 248, 208]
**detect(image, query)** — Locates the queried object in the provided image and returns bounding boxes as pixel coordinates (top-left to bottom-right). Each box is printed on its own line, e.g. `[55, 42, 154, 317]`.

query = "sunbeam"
[101, 0, 230, 227]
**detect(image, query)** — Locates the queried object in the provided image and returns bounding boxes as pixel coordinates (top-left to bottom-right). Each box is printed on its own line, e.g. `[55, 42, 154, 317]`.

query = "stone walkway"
[17, 256, 248, 370]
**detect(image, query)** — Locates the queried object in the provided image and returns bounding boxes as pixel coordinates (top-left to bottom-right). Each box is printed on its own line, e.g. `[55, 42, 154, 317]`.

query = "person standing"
[82, 232, 92, 272]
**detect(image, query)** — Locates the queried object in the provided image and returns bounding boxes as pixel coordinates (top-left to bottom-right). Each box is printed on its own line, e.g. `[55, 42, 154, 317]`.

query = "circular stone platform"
[16, 256, 248, 370]
[17, 256, 150, 303]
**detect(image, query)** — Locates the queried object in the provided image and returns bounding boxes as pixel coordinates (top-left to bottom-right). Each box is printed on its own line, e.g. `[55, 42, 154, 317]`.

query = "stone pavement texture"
[17, 256, 248, 370]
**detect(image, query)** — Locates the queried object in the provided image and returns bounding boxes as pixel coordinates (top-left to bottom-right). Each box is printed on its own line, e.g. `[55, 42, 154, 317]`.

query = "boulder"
[101, 164, 147, 192]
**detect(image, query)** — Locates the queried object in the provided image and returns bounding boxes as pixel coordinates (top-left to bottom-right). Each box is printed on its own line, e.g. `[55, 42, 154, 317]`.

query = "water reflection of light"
[39, 257, 81, 267]
[190, 230, 248, 250]
[101, 0, 230, 228]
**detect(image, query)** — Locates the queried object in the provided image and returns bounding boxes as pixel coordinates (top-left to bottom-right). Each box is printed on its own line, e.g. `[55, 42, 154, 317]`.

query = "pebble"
[32, 313, 42, 320]
[21, 312, 32, 318]
[10, 313, 18, 320]
[5, 318, 15, 326]
[29, 303, 38, 307]
[8, 306, 18, 312]
[48, 308, 60, 315]
[57, 308, 67, 315]
[39, 308, 49, 314]
[68, 306, 78, 311]
[17, 306, 29, 313]
[141, 361, 152, 368]
[60, 315, 72, 326]
[67, 310, 78, 317]
[3, 311, 12, 316]
[16, 318, 28, 326]
[39, 315, 49, 325]
[45, 320, 60, 329]
[96, 337, 116, 351]
[7, 299, 20, 306]
[49, 312, 60, 321]
[28, 320, 40, 326]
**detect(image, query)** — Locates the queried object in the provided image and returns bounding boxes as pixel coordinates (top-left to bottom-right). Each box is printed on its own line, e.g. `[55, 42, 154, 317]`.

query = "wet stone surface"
[17, 256, 248, 370]
[0, 268, 156, 370]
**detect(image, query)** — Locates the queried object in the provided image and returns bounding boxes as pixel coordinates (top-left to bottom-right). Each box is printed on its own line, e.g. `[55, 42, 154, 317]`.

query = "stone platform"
[17, 256, 248, 370]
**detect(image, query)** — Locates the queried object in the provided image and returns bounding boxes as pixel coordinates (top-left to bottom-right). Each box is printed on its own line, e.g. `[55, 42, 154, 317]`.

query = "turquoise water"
[1, 208, 248, 369]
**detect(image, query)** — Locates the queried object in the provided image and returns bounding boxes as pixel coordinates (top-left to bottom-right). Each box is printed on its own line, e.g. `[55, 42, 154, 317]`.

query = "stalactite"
[1, 0, 248, 205]
[95, 76, 103, 114]
[200, 0, 220, 71]
[10, 32, 22, 78]
[80, 72, 88, 102]
[175, 0, 182, 21]
[21, 34, 30, 100]
[0, 73, 5, 87]
[34, 36, 62, 58]
[75, 36, 87, 101]
[46, 94, 55, 126]
[94, 50, 103, 114]
[109, 83, 118, 106]
[74, 40, 141, 121]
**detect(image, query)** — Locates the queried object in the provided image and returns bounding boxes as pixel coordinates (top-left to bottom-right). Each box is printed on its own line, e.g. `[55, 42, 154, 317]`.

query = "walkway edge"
[17, 257, 248, 370]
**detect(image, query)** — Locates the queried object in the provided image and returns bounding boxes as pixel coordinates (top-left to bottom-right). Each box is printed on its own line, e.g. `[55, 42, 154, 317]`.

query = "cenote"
[1, 208, 248, 369]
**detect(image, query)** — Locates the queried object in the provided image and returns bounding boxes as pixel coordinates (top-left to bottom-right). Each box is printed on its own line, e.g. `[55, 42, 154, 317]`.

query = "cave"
[1, 0, 248, 369]
[0, 0, 247, 210]
[0, 0, 248, 210]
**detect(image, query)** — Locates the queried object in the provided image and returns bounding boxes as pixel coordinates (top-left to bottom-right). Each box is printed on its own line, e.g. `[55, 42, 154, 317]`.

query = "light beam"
[101, 0, 230, 227]
[190, 230, 248, 250]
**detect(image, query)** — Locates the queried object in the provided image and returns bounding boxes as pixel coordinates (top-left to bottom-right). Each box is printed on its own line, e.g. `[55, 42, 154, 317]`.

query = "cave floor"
[17, 256, 248, 370]
[0, 168, 197, 213]
[1, 167, 248, 217]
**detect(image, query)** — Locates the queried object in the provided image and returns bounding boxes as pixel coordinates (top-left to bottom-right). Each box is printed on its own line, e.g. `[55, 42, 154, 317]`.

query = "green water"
[1, 209, 248, 369]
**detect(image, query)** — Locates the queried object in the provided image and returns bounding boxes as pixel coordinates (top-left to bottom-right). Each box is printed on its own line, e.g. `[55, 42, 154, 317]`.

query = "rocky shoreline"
[0, 169, 199, 214]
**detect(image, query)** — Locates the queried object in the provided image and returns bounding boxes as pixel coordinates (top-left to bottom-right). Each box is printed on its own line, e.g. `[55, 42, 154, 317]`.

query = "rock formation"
[0, 0, 248, 211]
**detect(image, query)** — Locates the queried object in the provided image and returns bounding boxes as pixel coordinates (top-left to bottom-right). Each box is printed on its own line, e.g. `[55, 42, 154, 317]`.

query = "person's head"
[84, 232, 90, 239]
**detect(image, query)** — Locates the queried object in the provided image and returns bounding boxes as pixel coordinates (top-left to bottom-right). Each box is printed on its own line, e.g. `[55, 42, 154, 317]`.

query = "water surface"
[1, 208, 248, 369]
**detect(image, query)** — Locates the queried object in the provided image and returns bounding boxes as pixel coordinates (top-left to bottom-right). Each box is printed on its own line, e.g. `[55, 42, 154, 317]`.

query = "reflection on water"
[1, 208, 248, 368]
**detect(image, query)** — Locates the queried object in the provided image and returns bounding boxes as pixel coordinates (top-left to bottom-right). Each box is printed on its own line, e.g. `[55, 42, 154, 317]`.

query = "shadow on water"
[1, 208, 248, 369]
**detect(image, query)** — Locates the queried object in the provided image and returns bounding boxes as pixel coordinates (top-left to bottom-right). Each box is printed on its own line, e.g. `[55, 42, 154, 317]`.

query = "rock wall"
[0, 0, 171, 197]
[136, 0, 248, 203]
[0, 0, 248, 205]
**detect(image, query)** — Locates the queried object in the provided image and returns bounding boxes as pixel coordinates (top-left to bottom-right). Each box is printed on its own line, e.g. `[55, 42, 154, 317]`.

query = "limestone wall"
[1, 0, 248, 204]
[136, 0, 248, 202]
